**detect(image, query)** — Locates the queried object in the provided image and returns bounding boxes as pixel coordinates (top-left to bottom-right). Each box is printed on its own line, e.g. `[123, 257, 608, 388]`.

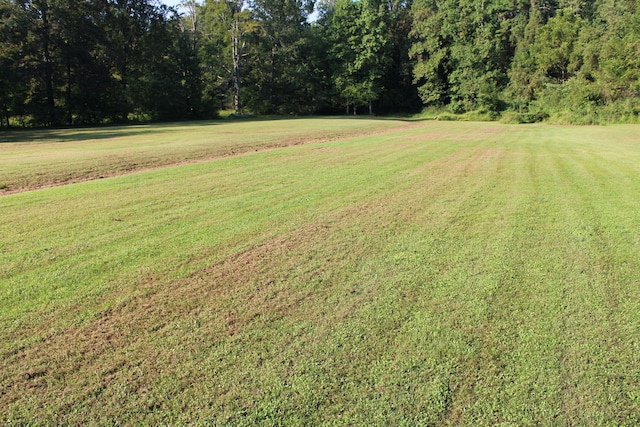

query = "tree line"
[411, 0, 640, 123]
[1, 0, 639, 127]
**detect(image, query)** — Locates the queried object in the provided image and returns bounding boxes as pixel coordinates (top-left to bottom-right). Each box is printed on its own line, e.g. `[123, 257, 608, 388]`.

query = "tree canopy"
[1, 0, 639, 127]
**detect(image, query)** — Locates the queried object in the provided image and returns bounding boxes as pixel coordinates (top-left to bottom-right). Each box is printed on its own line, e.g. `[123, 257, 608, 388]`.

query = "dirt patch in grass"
[1, 215, 360, 419]
[2, 144, 501, 420]
[0, 121, 420, 197]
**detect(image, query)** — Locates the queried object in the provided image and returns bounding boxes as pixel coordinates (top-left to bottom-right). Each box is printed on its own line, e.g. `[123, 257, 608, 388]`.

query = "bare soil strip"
[0, 122, 420, 196]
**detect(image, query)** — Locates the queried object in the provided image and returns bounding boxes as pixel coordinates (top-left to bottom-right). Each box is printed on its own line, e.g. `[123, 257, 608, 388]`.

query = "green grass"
[1, 120, 639, 425]
[0, 117, 409, 193]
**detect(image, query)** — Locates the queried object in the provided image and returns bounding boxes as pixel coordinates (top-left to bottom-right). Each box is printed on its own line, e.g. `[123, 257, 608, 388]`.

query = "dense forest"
[1, 0, 639, 127]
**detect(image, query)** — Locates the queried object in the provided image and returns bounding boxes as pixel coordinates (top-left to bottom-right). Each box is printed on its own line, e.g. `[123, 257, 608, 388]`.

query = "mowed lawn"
[0, 117, 409, 194]
[1, 119, 639, 425]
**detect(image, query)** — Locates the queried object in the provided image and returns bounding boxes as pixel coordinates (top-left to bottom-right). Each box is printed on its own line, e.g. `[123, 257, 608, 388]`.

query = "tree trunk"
[41, 4, 56, 126]
[66, 53, 72, 125]
[231, 18, 241, 115]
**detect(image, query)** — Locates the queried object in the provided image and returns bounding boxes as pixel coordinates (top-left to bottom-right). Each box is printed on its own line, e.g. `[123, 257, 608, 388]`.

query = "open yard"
[1, 119, 639, 425]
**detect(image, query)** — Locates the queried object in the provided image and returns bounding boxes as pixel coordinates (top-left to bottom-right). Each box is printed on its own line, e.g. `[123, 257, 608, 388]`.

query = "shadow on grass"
[0, 120, 222, 144]
[223, 114, 432, 124]
[0, 116, 429, 144]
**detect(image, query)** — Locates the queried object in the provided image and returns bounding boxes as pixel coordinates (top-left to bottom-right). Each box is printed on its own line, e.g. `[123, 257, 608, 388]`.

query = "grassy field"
[0, 117, 409, 194]
[1, 119, 639, 425]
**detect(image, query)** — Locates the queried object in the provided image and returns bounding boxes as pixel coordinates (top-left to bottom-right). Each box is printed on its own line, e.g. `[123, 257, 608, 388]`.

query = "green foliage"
[0, 0, 209, 127]
[411, 0, 640, 123]
[499, 111, 548, 124]
[3, 0, 640, 125]
[410, 0, 520, 113]
[326, 0, 387, 113]
[434, 108, 500, 122]
[435, 112, 459, 121]
[241, 0, 317, 114]
[322, 0, 418, 115]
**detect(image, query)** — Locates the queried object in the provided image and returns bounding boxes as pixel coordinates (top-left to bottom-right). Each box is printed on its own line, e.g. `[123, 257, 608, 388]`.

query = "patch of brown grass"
[1, 144, 506, 422]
